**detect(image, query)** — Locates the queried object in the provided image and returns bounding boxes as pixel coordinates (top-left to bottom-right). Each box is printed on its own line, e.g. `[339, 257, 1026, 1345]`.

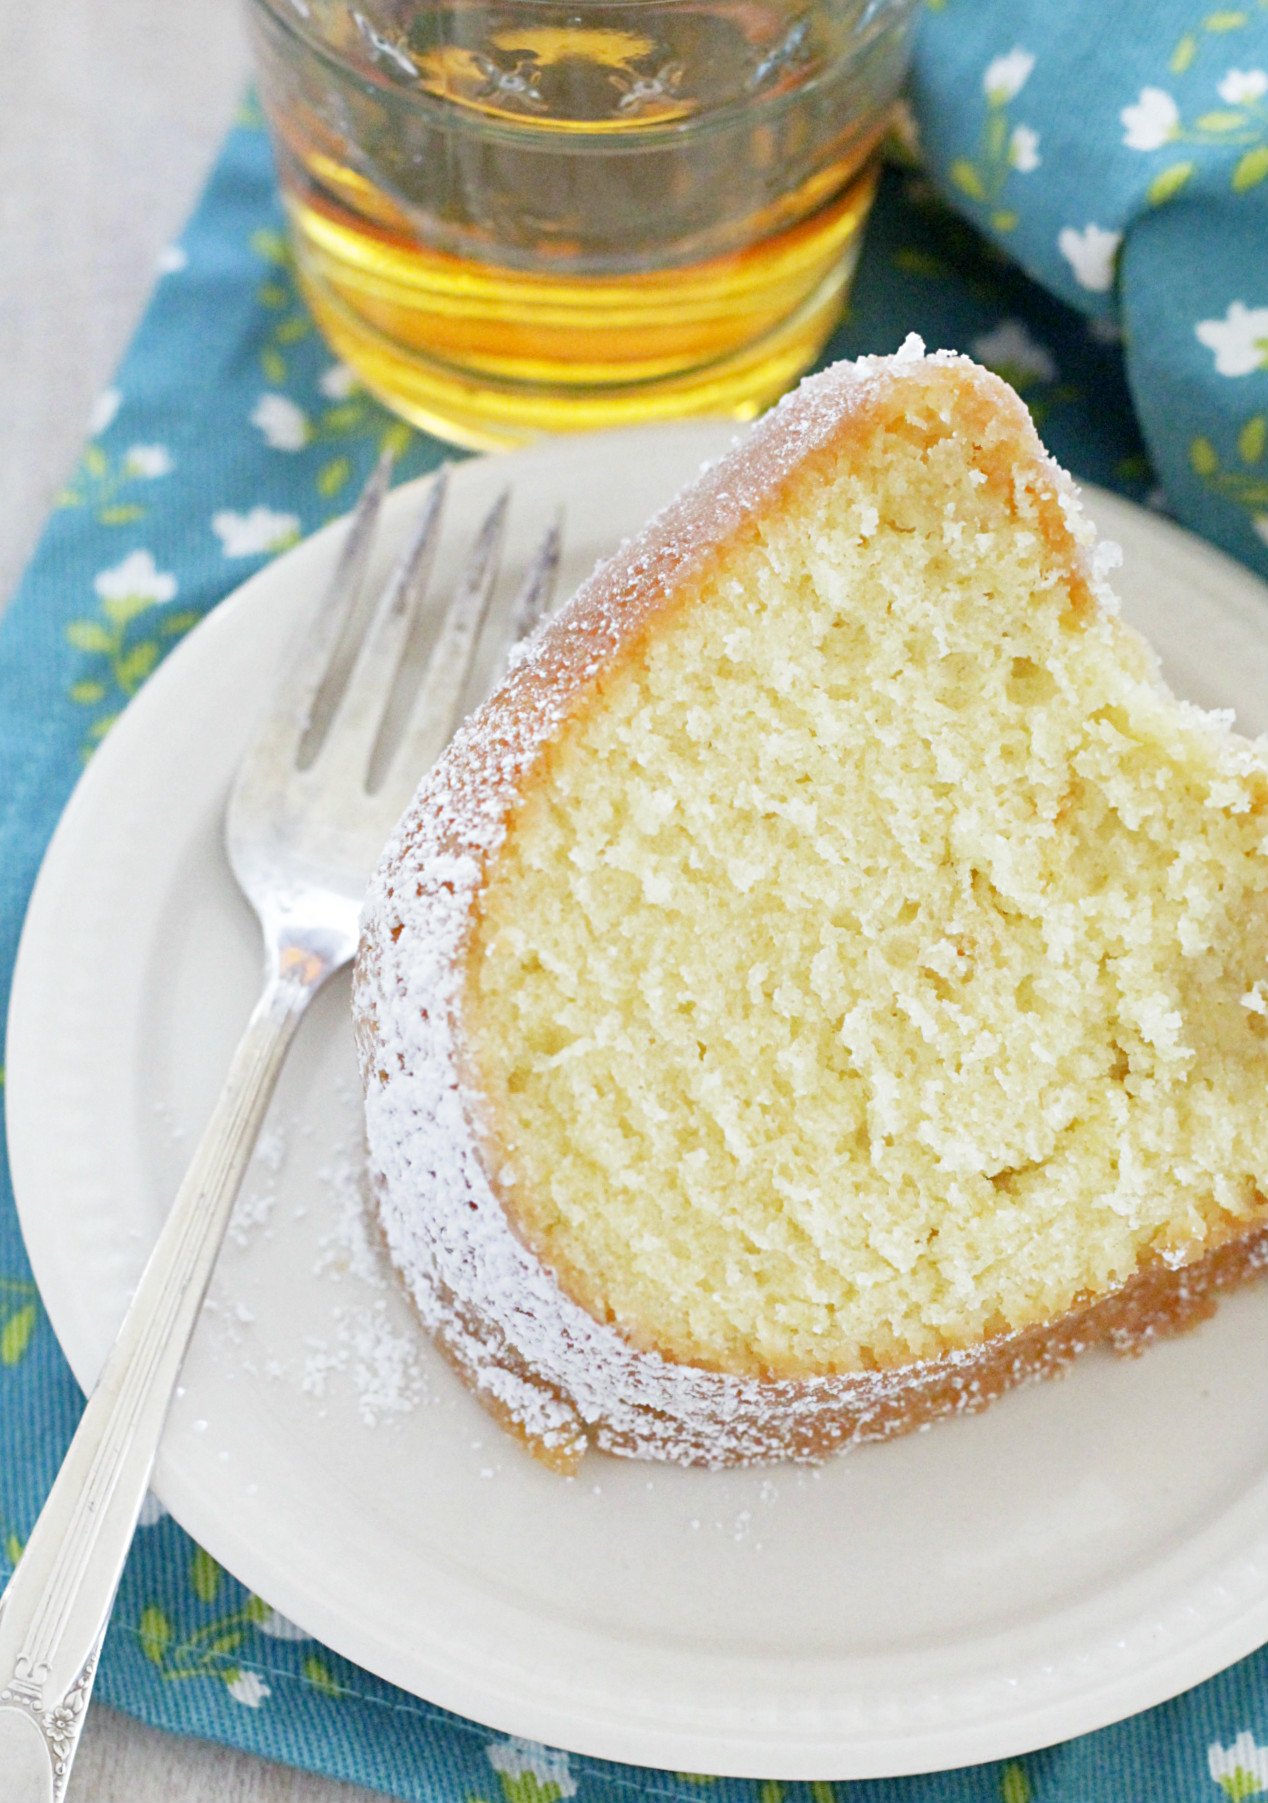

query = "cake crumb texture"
[464, 363, 1268, 1381]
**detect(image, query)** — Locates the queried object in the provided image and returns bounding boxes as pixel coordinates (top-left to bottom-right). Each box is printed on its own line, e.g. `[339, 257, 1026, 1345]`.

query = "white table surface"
[0, 3, 378, 1797]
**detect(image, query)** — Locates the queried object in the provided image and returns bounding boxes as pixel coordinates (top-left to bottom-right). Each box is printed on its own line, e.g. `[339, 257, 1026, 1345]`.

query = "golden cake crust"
[354, 342, 1268, 1471]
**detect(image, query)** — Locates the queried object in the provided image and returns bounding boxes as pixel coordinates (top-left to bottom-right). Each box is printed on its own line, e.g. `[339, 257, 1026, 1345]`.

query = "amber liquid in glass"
[249, 0, 914, 447]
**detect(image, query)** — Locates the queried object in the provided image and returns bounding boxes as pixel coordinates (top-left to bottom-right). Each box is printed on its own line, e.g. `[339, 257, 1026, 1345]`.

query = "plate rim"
[10, 427, 1268, 1777]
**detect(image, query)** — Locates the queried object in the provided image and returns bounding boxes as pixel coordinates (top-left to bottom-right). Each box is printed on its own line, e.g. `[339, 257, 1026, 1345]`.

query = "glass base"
[292, 237, 862, 453]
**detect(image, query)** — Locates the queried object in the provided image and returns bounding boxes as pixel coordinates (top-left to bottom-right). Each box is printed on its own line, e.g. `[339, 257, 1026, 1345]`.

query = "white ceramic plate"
[11, 420, 1268, 1780]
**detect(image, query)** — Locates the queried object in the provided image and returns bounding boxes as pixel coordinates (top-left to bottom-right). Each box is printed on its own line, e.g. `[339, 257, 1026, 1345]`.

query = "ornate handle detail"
[0, 956, 323, 1800]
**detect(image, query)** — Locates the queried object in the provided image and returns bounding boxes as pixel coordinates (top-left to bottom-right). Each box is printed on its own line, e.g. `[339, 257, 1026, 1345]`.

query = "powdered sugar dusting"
[302, 1302, 425, 1424]
[315, 1147, 386, 1289]
[216, 1114, 440, 1426]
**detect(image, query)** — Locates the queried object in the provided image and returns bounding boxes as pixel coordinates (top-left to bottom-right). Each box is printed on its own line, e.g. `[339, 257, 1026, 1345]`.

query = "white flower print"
[486, 1736, 578, 1798]
[1057, 224, 1122, 293]
[1219, 69, 1268, 104]
[89, 388, 121, 437]
[971, 319, 1057, 383]
[1121, 87, 1179, 151]
[212, 506, 302, 558]
[123, 444, 172, 479]
[251, 392, 310, 451]
[93, 550, 177, 605]
[1255, 517, 1268, 548]
[1196, 303, 1268, 377]
[156, 244, 188, 274]
[255, 1605, 310, 1641]
[318, 362, 360, 400]
[225, 1670, 271, 1708]
[983, 49, 1034, 104]
[1008, 124, 1040, 172]
[136, 1491, 168, 1528]
[1209, 1731, 1268, 1799]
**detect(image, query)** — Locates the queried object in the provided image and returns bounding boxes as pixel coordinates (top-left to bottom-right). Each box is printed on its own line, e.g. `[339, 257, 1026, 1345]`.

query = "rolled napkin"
[911, 0, 1268, 578]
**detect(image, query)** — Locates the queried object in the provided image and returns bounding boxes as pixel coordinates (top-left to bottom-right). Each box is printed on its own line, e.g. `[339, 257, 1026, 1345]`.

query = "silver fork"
[0, 457, 561, 1802]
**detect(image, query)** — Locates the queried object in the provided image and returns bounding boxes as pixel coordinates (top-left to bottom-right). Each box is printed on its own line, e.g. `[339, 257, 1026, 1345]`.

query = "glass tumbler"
[245, 0, 919, 449]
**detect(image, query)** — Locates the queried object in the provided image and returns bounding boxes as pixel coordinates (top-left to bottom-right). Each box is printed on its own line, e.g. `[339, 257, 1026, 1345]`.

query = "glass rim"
[245, 0, 918, 148]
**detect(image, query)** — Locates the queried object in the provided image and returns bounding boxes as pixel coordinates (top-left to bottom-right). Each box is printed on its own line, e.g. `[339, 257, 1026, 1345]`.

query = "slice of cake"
[355, 337, 1268, 1473]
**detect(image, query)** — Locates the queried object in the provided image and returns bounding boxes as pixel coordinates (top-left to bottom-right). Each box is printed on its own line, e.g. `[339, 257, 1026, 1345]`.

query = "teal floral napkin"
[912, 0, 1268, 579]
[2, 44, 1268, 1803]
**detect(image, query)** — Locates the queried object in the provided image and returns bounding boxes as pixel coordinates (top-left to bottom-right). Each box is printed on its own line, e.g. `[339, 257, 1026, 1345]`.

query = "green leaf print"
[321, 402, 363, 434]
[261, 346, 288, 385]
[134, 1589, 284, 1687]
[1196, 109, 1250, 131]
[302, 1654, 343, 1696]
[893, 247, 949, 279]
[140, 1605, 173, 1667]
[1240, 415, 1267, 464]
[4, 1532, 23, 1569]
[58, 442, 166, 525]
[1218, 1770, 1265, 1803]
[1233, 146, 1268, 190]
[1191, 436, 1220, 476]
[1204, 9, 1248, 28]
[100, 592, 155, 629]
[951, 158, 987, 199]
[1147, 160, 1196, 204]
[1115, 450, 1153, 485]
[0, 1277, 38, 1370]
[1189, 425, 1268, 523]
[245, 219, 417, 491]
[161, 609, 202, 637]
[68, 555, 181, 753]
[116, 640, 159, 693]
[947, 56, 1042, 233]
[317, 456, 352, 498]
[190, 1546, 221, 1604]
[500, 1775, 565, 1803]
[66, 619, 113, 653]
[380, 420, 413, 458]
[250, 227, 289, 265]
[1000, 1763, 1032, 1803]
[1170, 32, 1199, 72]
[0, 1305, 36, 1367]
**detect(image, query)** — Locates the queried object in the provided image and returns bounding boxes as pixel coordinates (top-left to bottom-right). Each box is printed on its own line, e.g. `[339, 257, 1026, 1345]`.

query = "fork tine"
[503, 509, 563, 664]
[384, 488, 510, 791]
[313, 466, 450, 776]
[243, 449, 395, 775]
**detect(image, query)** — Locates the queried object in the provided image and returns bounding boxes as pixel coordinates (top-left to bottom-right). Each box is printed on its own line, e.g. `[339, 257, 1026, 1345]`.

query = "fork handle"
[0, 955, 321, 1802]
